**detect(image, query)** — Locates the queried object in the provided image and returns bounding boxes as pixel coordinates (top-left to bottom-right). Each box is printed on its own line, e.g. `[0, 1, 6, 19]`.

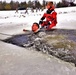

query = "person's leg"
[41, 21, 48, 27]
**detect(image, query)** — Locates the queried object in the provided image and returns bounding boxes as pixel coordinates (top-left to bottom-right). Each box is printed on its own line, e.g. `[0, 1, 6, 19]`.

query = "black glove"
[39, 20, 43, 24]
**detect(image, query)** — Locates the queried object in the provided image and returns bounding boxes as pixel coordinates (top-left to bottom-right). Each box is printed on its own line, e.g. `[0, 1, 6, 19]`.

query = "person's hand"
[39, 20, 43, 24]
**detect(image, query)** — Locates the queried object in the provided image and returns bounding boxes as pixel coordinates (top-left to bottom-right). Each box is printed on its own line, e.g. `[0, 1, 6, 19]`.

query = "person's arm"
[47, 12, 57, 30]
[39, 13, 46, 24]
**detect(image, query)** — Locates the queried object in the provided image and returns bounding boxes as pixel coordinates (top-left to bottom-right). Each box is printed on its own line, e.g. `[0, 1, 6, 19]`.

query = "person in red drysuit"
[39, 1, 57, 30]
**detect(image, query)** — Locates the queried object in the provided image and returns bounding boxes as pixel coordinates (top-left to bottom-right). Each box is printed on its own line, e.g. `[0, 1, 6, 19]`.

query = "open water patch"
[3, 29, 76, 46]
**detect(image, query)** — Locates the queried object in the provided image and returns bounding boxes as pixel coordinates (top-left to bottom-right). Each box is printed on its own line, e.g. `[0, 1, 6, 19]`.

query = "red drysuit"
[39, 7, 57, 30]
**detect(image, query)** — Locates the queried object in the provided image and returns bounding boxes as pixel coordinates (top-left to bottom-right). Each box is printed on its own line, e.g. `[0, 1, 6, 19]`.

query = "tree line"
[0, 0, 42, 10]
[57, 0, 76, 8]
[0, 0, 76, 10]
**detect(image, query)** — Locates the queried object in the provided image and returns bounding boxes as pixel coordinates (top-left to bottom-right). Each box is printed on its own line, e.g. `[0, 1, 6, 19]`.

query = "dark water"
[4, 34, 31, 47]
[46, 29, 76, 42]
[3, 29, 76, 47]
[68, 35, 76, 42]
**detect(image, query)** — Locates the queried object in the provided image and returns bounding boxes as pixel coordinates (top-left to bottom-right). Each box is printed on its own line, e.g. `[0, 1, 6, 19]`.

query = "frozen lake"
[0, 7, 76, 75]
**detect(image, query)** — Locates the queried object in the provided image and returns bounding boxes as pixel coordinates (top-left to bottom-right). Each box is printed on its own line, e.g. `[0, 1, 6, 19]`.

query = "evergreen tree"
[43, 0, 46, 7]
[2, 1, 6, 10]
[0, 1, 3, 10]
[28, 0, 33, 8]
[10, 0, 15, 10]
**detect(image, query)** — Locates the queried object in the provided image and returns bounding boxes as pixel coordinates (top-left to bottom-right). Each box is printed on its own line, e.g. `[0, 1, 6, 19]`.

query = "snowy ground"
[0, 7, 76, 75]
[0, 7, 76, 39]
